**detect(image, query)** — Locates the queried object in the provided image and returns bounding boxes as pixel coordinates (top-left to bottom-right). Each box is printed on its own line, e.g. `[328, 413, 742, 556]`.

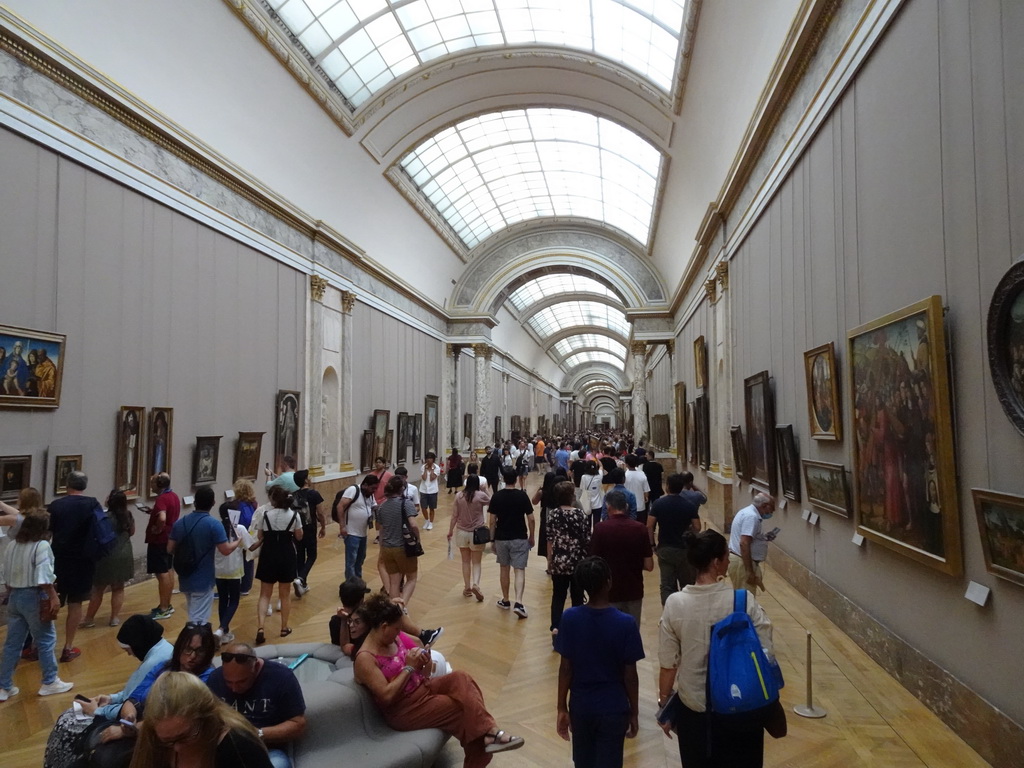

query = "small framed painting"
[804, 342, 842, 440]
[0, 324, 65, 408]
[146, 407, 173, 497]
[730, 426, 747, 481]
[115, 406, 145, 499]
[972, 488, 1024, 587]
[744, 371, 776, 494]
[52, 453, 83, 497]
[192, 436, 221, 486]
[385, 429, 395, 467]
[274, 390, 300, 473]
[775, 425, 801, 502]
[372, 410, 390, 465]
[413, 415, 423, 462]
[694, 336, 708, 389]
[424, 395, 439, 456]
[360, 430, 373, 473]
[802, 459, 850, 518]
[0, 455, 32, 502]
[233, 432, 264, 482]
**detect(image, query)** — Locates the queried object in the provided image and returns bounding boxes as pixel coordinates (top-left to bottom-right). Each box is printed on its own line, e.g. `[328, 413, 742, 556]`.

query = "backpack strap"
[734, 589, 747, 614]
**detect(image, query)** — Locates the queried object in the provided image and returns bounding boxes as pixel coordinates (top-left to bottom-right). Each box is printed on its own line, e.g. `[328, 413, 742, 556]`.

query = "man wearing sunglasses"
[207, 642, 306, 768]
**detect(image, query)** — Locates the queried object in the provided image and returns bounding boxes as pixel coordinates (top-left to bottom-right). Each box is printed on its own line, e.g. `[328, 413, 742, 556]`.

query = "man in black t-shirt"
[488, 468, 535, 618]
[642, 450, 665, 503]
[646, 472, 703, 605]
[292, 470, 325, 598]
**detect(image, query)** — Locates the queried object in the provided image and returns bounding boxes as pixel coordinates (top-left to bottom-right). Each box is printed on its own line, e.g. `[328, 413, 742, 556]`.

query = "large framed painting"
[972, 488, 1024, 587]
[424, 395, 439, 455]
[233, 431, 264, 482]
[397, 412, 411, 458]
[145, 407, 173, 497]
[674, 382, 686, 452]
[385, 429, 395, 467]
[695, 394, 710, 470]
[360, 430, 373, 473]
[804, 342, 842, 440]
[274, 390, 300, 472]
[849, 295, 961, 575]
[802, 459, 850, 517]
[413, 414, 423, 462]
[775, 425, 801, 502]
[493, 416, 502, 446]
[372, 409, 390, 465]
[0, 455, 31, 502]
[694, 336, 708, 389]
[0, 324, 65, 409]
[987, 260, 1024, 436]
[744, 372, 776, 494]
[686, 402, 697, 465]
[192, 436, 221, 486]
[730, 426, 747, 481]
[52, 453, 82, 497]
[115, 406, 144, 499]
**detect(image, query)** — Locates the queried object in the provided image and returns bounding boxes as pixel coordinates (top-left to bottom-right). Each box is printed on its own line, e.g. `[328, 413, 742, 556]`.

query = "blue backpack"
[83, 503, 118, 560]
[707, 590, 782, 715]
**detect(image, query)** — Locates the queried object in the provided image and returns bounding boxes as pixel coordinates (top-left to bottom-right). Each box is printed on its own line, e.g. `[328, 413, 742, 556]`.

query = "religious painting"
[413, 414, 423, 462]
[233, 431, 264, 482]
[114, 406, 144, 499]
[972, 488, 1024, 587]
[145, 407, 173, 497]
[372, 409, 390, 466]
[849, 295, 961, 575]
[360, 430, 373, 473]
[0, 324, 65, 409]
[775, 425, 801, 502]
[651, 414, 671, 449]
[397, 412, 411, 462]
[686, 401, 697, 465]
[802, 459, 850, 518]
[510, 415, 522, 444]
[744, 372, 776, 494]
[674, 382, 686, 453]
[695, 394, 710, 470]
[987, 260, 1024, 437]
[463, 413, 473, 448]
[694, 336, 708, 389]
[192, 436, 221, 486]
[730, 426, 747, 481]
[274, 390, 300, 473]
[52, 453, 82, 497]
[385, 429, 395, 467]
[0, 455, 31, 502]
[803, 342, 842, 441]
[493, 416, 502, 446]
[424, 395, 439, 455]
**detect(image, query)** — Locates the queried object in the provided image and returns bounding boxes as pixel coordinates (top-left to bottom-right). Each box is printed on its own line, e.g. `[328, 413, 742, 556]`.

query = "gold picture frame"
[972, 488, 1024, 587]
[848, 296, 961, 575]
[804, 342, 842, 440]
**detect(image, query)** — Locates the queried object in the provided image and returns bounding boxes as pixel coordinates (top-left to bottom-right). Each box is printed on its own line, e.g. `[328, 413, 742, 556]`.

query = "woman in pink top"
[354, 594, 523, 767]
[448, 475, 490, 601]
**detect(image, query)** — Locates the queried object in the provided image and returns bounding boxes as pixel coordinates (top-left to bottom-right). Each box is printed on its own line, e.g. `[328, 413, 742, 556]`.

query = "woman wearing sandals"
[252, 486, 303, 644]
[448, 475, 490, 602]
[354, 593, 524, 767]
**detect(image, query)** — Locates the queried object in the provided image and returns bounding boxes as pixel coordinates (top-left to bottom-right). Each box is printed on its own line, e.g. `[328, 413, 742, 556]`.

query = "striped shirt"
[3, 538, 56, 588]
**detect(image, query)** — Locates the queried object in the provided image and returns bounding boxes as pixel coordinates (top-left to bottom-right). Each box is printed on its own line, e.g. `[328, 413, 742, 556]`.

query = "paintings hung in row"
[0, 324, 65, 409]
[849, 295, 961, 575]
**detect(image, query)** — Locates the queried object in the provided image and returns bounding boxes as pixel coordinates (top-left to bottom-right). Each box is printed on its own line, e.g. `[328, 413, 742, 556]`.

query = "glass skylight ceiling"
[552, 335, 626, 360]
[526, 300, 629, 339]
[563, 351, 626, 370]
[401, 108, 662, 248]
[508, 274, 619, 311]
[265, 0, 688, 107]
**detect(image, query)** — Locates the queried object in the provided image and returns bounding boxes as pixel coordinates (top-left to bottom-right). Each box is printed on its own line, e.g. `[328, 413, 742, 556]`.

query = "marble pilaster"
[473, 344, 492, 450]
[339, 290, 356, 472]
[631, 341, 649, 442]
[307, 276, 326, 473]
[444, 344, 463, 453]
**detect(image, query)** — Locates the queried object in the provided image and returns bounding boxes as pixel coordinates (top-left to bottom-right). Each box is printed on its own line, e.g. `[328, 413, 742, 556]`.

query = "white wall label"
[964, 582, 990, 607]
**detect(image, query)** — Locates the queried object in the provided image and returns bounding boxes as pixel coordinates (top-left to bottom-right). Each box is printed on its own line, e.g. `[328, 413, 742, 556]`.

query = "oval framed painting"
[987, 259, 1024, 437]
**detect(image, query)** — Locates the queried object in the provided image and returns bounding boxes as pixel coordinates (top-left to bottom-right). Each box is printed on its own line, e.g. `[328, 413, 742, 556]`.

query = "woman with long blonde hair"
[129, 671, 271, 768]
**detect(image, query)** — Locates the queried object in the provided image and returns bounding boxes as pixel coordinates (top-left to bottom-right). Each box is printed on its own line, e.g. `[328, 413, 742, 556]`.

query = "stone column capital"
[704, 277, 717, 302]
[630, 341, 647, 357]
[341, 290, 356, 314]
[716, 260, 729, 290]
[472, 343, 492, 361]
[310, 274, 328, 302]
[446, 343, 464, 358]
[665, 339, 675, 357]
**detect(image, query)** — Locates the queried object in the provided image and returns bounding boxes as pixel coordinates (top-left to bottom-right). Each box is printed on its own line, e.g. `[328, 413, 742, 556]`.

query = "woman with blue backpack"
[656, 528, 780, 767]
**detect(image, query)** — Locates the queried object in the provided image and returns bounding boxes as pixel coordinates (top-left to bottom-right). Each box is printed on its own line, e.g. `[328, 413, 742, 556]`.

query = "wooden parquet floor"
[0, 474, 991, 767]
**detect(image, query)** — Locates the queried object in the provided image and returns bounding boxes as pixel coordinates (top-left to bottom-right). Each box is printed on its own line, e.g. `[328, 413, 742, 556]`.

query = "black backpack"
[172, 515, 205, 579]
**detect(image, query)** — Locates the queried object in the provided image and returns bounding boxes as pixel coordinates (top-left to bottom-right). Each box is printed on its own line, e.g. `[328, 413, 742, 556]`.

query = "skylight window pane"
[268, 0, 687, 102]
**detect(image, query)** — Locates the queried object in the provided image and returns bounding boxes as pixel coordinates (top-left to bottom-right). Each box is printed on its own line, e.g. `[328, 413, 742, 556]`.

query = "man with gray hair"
[727, 493, 778, 594]
[48, 471, 100, 662]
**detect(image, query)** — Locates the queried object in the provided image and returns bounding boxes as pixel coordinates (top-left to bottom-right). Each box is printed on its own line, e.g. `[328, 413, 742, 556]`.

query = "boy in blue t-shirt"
[555, 556, 645, 768]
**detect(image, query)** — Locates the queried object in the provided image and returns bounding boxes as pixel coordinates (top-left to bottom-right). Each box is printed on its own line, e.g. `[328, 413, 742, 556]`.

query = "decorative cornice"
[340, 291, 356, 314]
[309, 275, 328, 302]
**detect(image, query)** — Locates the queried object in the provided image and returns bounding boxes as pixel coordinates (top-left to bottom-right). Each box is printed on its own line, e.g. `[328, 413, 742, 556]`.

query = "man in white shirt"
[335, 475, 379, 581]
[623, 454, 652, 523]
[727, 493, 777, 594]
[419, 452, 441, 530]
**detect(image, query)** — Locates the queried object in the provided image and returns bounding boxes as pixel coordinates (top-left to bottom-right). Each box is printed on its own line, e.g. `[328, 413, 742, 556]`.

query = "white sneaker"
[293, 578, 304, 599]
[213, 628, 224, 640]
[221, 632, 235, 644]
[266, 605, 273, 616]
[0, 686, 19, 701]
[276, 600, 282, 611]
[425, 521, 433, 530]
[39, 678, 74, 696]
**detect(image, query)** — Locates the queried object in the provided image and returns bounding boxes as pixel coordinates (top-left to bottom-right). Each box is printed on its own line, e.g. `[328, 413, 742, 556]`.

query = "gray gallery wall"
[699, 0, 1024, 729]
[0, 126, 305, 535]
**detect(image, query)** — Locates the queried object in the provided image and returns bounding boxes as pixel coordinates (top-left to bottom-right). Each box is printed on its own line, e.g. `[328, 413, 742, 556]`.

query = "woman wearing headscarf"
[44, 614, 174, 768]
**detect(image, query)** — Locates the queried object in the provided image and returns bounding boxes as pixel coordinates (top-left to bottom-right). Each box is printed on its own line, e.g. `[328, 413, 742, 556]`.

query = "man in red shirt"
[589, 490, 653, 625]
[145, 472, 181, 619]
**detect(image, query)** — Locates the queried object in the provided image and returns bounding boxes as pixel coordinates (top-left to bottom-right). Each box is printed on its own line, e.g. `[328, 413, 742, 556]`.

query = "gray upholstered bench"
[218, 642, 449, 768]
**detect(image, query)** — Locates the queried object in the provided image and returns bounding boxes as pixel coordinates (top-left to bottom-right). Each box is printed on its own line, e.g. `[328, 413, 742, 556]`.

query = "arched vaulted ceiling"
[241, 0, 698, 405]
